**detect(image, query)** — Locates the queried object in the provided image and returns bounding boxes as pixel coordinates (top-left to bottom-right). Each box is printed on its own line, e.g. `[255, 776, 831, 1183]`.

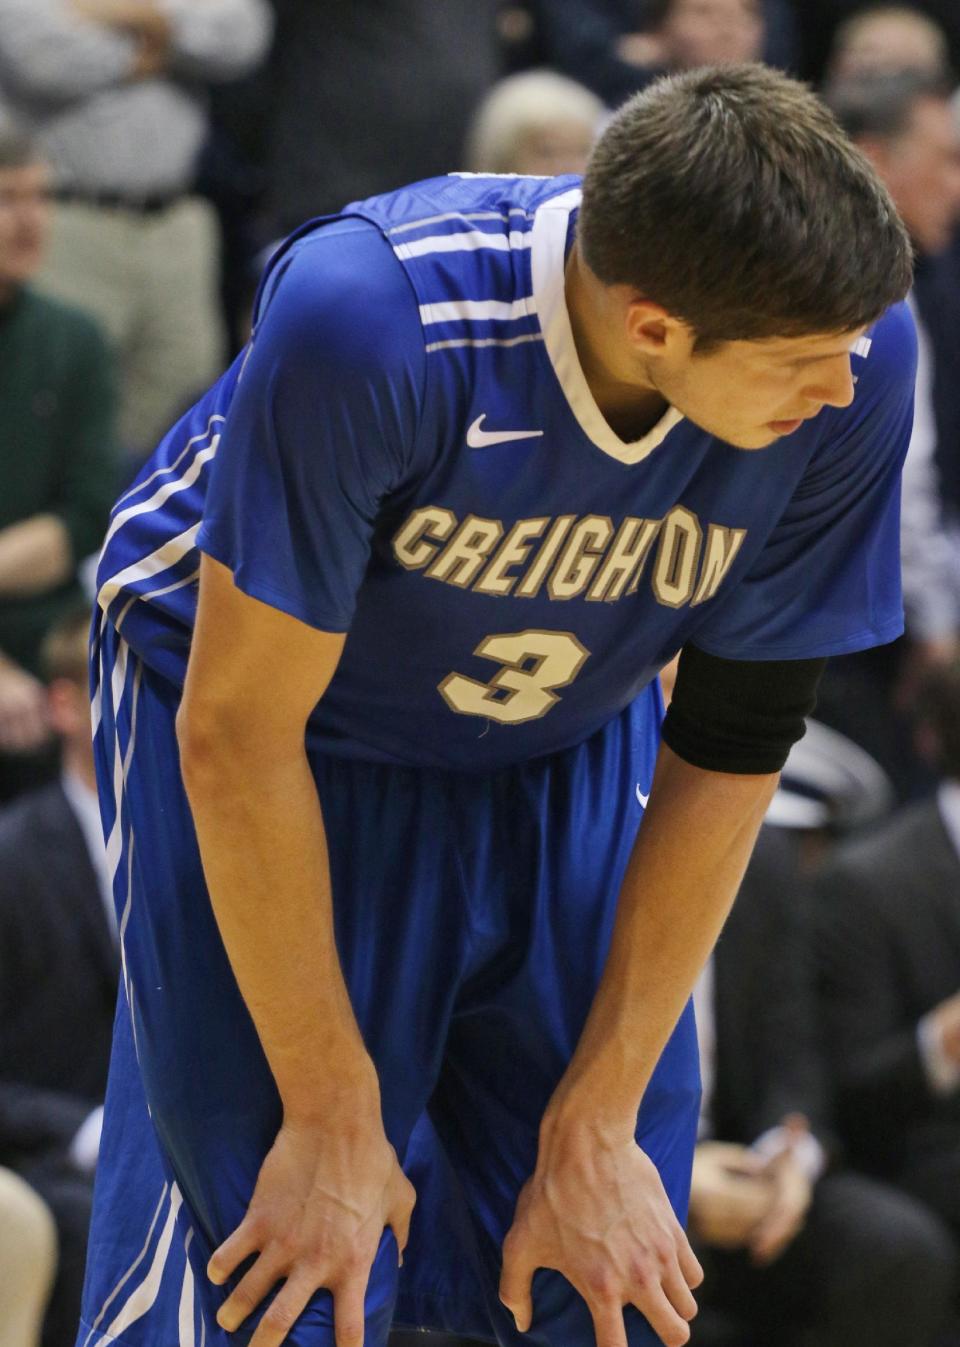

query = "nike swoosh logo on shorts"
[466, 414, 544, 448]
[636, 784, 650, 808]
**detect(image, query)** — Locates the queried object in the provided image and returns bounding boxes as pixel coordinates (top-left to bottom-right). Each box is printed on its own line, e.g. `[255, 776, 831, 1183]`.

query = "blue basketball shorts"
[78, 617, 701, 1347]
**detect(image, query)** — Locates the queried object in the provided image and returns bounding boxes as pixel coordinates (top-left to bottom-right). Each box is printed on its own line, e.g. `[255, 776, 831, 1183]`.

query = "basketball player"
[80, 65, 914, 1347]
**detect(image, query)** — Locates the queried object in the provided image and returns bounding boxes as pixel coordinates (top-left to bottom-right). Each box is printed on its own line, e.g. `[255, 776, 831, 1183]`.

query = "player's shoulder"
[252, 217, 422, 377]
[345, 171, 582, 233]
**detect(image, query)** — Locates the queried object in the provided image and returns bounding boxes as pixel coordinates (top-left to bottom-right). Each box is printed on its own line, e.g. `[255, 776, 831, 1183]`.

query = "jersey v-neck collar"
[531, 186, 683, 466]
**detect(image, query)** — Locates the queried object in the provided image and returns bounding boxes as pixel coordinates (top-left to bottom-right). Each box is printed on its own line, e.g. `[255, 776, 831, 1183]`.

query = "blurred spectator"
[814, 656, 960, 1244]
[0, 0, 273, 461]
[799, 1, 960, 86]
[688, 826, 956, 1347]
[265, 1, 500, 235]
[465, 70, 605, 176]
[506, 0, 799, 108]
[0, 1166, 57, 1347]
[813, 71, 960, 797]
[824, 4, 953, 82]
[0, 126, 116, 802]
[640, 0, 765, 72]
[0, 608, 118, 1347]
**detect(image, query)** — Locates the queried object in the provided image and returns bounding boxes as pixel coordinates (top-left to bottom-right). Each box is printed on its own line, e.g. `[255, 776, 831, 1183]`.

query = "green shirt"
[0, 286, 117, 674]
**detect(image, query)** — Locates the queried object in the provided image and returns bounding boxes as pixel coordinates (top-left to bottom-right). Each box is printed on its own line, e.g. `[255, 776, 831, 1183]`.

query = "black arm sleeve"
[660, 644, 826, 774]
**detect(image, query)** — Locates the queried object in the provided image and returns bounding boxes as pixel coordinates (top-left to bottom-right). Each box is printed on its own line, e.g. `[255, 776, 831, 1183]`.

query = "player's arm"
[501, 647, 823, 1347]
[178, 553, 414, 1347]
[177, 222, 424, 1347]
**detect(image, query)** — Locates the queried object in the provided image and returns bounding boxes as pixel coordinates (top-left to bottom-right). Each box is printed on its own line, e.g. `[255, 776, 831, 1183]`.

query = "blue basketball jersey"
[95, 174, 915, 772]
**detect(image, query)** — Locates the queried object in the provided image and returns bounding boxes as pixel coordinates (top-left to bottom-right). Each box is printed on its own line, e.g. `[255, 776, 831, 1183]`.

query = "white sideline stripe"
[104, 640, 130, 885]
[394, 229, 532, 260]
[90, 609, 106, 738]
[104, 439, 219, 549]
[115, 567, 201, 635]
[419, 296, 536, 325]
[425, 333, 544, 354]
[179, 1230, 196, 1347]
[114, 416, 225, 508]
[852, 336, 873, 358]
[103, 1184, 183, 1340]
[98, 524, 201, 614]
[450, 171, 550, 178]
[82, 1184, 170, 1347]
[388, 208, 531, 235]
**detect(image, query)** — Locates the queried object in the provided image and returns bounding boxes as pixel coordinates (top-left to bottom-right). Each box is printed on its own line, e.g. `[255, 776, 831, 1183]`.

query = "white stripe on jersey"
[82, 1184, 170, 1347]
[393, 229, 533, 260]
[114, 415, 225, 509]
[424, 333, 545, 354]
[98, 524, 201, 614]
[103, 1184, 183, 1340]
[388, 208, 530, 235]
[418, 296, 536, 325]
[178, 1230, 196, 1347]
[104, 436, 219, 550]
[853, 336, 873, 358]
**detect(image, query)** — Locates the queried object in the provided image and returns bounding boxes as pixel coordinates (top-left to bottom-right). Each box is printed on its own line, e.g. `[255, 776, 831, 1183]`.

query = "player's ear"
[624, 299, 691, 358]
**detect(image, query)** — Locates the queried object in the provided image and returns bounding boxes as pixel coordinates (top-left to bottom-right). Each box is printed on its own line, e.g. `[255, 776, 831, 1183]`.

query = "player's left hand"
[499, 1123, 702, 1347]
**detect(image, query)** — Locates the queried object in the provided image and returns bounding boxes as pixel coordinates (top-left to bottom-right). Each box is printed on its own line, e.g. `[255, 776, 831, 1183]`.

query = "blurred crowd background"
[4, 2, 960, 1345]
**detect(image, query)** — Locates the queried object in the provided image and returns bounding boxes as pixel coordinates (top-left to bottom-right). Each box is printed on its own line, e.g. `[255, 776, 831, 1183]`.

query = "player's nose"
[805, 355, 855, 410]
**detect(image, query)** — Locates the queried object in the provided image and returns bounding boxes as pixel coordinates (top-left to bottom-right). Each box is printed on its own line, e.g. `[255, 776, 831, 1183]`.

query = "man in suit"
[690, 825, 956, 1347]
[0, 606, 118, 1347]
[816, 656, 960, 1238]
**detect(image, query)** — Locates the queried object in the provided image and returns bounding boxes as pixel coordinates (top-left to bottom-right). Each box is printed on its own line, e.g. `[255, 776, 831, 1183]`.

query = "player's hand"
[0, 661, 50, 753]
[687, 1142, 773, 1249]
[207, 1115, 415, 1347]
[499, 1123, 702, 1347]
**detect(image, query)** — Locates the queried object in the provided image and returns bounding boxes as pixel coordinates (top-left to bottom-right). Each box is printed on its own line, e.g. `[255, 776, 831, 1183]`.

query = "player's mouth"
[766, 417, 805, 436]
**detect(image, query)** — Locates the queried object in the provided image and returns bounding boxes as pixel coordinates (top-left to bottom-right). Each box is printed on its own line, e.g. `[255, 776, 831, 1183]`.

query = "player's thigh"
[91, 627, 467, 1343]
[433, 689, 701, 1346]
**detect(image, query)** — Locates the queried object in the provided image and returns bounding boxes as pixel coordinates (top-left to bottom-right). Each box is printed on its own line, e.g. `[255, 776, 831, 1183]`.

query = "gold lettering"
[515, 515, 576, 598]
[392, 506, 457, 570]
[425, 514, 504, 588]
[652, 507, 702, 609]
[548, 516, 614, 599]
[589, 517, 661, 602]
[474, 518, 550, 596]
[691, 524, 747, 605]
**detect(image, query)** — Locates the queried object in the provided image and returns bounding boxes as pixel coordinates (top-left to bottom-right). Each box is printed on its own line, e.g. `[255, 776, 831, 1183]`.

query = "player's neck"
[564, 246, 670, 440]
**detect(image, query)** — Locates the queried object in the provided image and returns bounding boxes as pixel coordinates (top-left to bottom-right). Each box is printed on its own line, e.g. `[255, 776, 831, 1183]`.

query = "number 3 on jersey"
[439, 630, 590, 725]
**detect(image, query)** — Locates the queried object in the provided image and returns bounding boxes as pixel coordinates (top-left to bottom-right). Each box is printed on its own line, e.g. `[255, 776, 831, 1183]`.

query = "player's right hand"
[207, 1116, 415, 1347]
[500, 1126, 702, 1347]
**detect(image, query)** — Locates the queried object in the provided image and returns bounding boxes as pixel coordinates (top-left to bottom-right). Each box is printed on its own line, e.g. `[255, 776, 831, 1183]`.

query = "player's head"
[644, 0, 764, 70]
[0, 126, 51, 292]
[826, 69, 960, 257]
[465, 70, 605, 177]
[575, 63, 912, 447]
[825, 5, 951, 83]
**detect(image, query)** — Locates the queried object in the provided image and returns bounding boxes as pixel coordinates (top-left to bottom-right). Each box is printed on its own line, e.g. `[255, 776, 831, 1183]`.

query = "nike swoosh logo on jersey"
[635, 784, 650, 808]
[466, 414, 544, 448]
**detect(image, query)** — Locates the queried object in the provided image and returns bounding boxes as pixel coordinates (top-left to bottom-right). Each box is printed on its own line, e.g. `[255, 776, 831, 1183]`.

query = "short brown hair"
[40, 606, 92, 687]
[578, 64, 912, 348]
